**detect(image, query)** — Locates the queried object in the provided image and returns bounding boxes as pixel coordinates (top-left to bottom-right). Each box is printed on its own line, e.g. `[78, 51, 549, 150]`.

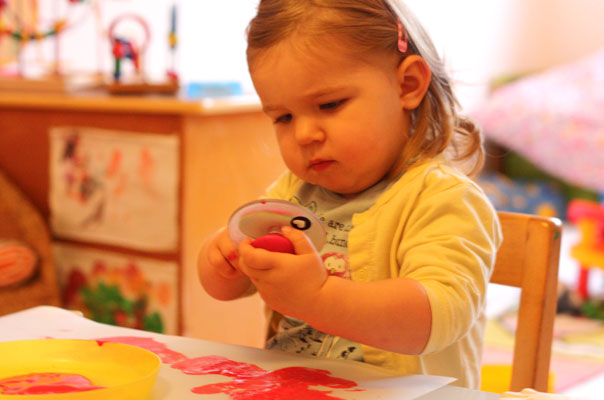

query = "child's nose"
[294, 118, 325, 145]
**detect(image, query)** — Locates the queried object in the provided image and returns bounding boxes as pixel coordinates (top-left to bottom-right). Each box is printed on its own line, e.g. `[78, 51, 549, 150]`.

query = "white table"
[419, 386, 498, 400]
[0, 306, 498, 400]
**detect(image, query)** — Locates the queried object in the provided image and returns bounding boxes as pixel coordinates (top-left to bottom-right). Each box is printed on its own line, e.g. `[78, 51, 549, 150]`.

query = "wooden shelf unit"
[0, 91, 284, 347]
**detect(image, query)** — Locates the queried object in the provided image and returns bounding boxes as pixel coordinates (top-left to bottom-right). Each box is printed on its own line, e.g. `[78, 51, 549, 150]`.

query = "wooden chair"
[488, 211, 562, 392]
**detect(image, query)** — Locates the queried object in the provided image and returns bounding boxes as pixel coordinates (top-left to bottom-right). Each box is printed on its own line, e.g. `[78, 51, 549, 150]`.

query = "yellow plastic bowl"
[0, 339, 161, 400]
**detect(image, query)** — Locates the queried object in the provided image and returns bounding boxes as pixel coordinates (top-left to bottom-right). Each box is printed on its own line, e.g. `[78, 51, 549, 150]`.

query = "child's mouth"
[309, 160, 334, 171]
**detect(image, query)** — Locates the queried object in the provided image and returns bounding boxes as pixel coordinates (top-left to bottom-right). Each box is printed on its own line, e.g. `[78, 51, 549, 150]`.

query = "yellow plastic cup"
[0, 339, 160, 400]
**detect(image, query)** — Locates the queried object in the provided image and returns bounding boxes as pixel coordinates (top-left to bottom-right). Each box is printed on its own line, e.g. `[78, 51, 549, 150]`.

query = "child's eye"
[274, 113, 292, 124]
[319, 99, 347, 111]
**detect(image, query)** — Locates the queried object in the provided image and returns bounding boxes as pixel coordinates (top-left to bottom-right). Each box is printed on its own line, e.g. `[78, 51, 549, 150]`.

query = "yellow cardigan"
[265, 158, 502, 388]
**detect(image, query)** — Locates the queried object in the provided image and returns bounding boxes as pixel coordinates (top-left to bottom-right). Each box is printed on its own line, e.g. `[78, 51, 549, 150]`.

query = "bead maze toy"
[106, 4, 179, 95]
[228, 200, 326, 254]
[107, 14, 149, 82]
[0, 1, 180, 94]
[0, 0, 103, 92]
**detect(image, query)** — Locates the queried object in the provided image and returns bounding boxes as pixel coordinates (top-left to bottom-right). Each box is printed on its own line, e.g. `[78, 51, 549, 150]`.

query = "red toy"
[250, 233, 296, 254]
[567, 199, 604, 299]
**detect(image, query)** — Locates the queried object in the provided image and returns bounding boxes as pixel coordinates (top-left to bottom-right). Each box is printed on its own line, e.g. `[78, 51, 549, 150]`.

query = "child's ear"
[397, 55, 431, 110]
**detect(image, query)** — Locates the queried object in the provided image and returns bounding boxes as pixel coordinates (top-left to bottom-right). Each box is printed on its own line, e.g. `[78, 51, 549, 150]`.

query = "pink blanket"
[471, 49, 604, 192]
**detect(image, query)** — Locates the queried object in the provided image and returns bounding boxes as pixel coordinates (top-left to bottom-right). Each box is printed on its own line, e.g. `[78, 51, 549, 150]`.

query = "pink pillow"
[0, 240, 38, 288]
[471, 49, 604, 192]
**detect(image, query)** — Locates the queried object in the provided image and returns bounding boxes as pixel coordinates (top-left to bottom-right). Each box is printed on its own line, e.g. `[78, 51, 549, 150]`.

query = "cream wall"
[404, 0, 604, 109]
[503, 0, 604, 71]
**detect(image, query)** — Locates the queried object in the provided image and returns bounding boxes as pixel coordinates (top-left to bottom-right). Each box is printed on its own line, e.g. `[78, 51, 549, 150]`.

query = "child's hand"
[198, 227, 252, 301]
[237, 226, 327, 319]
[204, 227, 245, 280]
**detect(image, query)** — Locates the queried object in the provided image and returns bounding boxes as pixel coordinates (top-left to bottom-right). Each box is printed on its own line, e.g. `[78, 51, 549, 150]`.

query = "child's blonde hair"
[247, 0, 484, 176]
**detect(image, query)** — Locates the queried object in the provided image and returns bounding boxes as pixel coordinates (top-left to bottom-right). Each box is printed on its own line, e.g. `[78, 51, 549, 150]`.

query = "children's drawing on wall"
[54, 243, 178, 334]
[49, 127, 179, 252]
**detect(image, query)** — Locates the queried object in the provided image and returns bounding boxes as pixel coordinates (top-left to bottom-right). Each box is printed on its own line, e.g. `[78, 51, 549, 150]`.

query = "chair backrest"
[491, 211, 562, 392]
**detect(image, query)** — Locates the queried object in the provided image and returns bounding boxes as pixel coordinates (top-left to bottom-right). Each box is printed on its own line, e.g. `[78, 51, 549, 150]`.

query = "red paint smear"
[96, 336, 362, 400]
[172, 355, 265, 378]
[0, 372, 104, 395]
[175, 358, 359, 400]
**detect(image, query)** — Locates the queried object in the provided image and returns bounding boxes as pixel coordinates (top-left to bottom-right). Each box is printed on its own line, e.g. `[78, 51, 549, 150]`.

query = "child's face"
[250, 38, 410, 195]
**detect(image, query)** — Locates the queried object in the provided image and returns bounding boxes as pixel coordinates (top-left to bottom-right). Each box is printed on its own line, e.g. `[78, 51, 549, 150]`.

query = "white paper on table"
[0, 306, 456, 400]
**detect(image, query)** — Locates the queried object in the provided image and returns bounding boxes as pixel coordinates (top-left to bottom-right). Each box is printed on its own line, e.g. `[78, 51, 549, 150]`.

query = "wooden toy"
[166, 3, 178, 83]
[106, 5, 180, 95]
[567, 198, 604, 299]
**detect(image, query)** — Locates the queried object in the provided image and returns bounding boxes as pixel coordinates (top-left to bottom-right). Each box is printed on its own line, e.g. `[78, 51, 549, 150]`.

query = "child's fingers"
[280, 226, 316, 255]
[216, 228, 239, 264]
[208, 228, 244, 278]
[207, 245, 240, 278]
[238, 238, 262, 261]
[238, 238, 280, 272]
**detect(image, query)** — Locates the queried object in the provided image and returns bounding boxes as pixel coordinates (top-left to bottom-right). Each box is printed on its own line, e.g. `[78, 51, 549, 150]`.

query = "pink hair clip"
[397, 19, 408, 53]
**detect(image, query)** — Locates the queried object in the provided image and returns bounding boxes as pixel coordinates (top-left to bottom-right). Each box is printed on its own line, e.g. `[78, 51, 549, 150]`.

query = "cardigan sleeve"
[396, 168, 502, 354]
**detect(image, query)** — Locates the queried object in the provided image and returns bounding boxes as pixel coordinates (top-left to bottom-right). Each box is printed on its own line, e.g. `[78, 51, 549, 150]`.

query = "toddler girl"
[198, 0, 502, 389]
